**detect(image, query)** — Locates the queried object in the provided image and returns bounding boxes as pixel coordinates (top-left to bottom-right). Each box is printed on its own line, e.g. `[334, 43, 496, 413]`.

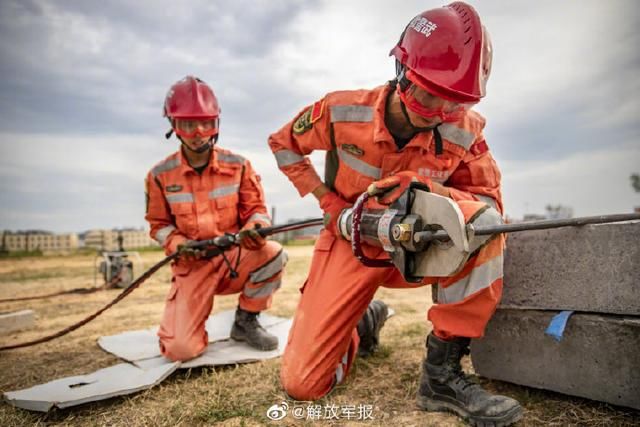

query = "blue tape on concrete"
[545, 310, 574, 342]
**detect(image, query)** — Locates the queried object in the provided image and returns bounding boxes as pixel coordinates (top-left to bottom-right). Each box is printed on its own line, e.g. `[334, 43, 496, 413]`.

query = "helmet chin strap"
[398, 98, 437, 133]
[391, 72, 443, 156]
[394, 62, 438, 134]
[398, 99, 443, 156]
[178, 134, 218, 154]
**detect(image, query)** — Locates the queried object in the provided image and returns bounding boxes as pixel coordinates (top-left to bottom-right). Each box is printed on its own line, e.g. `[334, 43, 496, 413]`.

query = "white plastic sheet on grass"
[4, 310, 291, 412]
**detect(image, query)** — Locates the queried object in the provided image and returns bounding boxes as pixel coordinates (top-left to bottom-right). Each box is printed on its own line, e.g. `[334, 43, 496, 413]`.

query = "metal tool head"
[408, 189, 470, 277]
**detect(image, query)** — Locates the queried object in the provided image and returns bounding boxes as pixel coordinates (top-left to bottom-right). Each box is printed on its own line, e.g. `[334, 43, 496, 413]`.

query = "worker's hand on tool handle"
[367, 171, 449, 205]
[238, 224, 266, 251]
[313, 184, 351, 236]
[177, 240, 205, 261]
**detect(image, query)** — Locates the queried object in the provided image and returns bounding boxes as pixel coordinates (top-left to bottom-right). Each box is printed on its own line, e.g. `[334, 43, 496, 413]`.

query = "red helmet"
[390, 2, 492, 103]
[164, 76, 220, 120]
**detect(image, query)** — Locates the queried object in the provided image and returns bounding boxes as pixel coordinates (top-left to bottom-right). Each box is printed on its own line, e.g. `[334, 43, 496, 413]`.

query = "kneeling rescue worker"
[145, 76, 287, 361]
[269, 3, 522, 425]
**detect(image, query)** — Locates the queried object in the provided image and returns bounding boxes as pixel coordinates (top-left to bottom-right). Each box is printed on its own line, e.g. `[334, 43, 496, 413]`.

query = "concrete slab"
[97, 310, 288, 362]
[502, 221, 640, 315]
[471, 309, 640, 410]
[0, 310, 35, 335]
[3, 362, 179, 412]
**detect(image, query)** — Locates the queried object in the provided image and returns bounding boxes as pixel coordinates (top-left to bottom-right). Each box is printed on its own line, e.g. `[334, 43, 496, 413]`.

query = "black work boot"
[417, 333, 523, 426]
[357, 300, 389, 357]
[230, 307, 278, 351]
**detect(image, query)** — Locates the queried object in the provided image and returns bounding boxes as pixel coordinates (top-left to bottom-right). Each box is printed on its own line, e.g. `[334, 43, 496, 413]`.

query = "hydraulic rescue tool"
[338, 184, 640, 282]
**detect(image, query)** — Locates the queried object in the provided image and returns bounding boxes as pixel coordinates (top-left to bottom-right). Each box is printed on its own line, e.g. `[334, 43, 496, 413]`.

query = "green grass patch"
[0, 267, 94, 283]
[283, 239, 317, 246]
[0, 249, 44, 258]
[400, 322, 427, 338]
[131, 246, 164, 253]
[196, 405, 254, 423]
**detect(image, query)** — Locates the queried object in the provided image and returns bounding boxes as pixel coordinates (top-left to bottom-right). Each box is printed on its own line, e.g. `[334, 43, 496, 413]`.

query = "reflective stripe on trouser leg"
[214, 241, 286, 313]
[334, 350, 350, 384]
[240, 248, 286, 311]
[280, 231, 385, 401]
[427, 201, 505, 340]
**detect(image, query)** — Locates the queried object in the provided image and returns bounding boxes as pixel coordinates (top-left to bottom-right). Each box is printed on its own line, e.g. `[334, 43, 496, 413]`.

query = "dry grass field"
[0, 246, 638, 426]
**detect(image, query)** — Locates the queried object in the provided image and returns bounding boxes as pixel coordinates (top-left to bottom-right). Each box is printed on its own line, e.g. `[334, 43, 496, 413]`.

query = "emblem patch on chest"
[165, 184, 183, 192]
[341, 144, 364, 157]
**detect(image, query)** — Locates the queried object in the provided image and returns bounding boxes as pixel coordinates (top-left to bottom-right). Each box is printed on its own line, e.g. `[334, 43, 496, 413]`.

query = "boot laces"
[241, 312, 264, 331]
[447, 351, 479, 391]
[453, 371, 480, 391]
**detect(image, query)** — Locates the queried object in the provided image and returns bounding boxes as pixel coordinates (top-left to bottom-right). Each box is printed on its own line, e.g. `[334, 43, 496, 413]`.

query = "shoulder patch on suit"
[217, 152, 245, 164]
[165, 184, 183, 192]
[470, 140, 489, 155]
[293, 108, 313, 135]
[309, 100, 324, 124]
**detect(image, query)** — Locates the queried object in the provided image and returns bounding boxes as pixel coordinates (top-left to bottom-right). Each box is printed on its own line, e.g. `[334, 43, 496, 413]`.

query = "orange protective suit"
[145, 147, 286, 361]
[269, 84, 505, 400]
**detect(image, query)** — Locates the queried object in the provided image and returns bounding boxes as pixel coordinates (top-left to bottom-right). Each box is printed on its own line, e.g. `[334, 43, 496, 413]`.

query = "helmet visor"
[398, 83, 474, 122]
[174, 118, 219, 138]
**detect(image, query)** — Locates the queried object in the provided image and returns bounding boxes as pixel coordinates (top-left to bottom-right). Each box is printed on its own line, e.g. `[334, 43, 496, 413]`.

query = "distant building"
[83, 229, 158, 251]
[0, 230, 79, 253]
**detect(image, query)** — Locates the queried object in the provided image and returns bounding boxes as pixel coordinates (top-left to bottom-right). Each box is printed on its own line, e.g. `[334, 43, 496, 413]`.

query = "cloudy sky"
[0, 0, 638, 233]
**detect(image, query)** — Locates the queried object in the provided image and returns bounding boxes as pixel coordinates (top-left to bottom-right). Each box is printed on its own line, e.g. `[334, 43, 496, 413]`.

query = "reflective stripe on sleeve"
[274, 150, 305, 167]
[154, 225, 176, 245]
[438, 123, 475, 151]
[152, 158, 180, 177]
[217, 152, 244, 164]
[247, 213, 272, 225]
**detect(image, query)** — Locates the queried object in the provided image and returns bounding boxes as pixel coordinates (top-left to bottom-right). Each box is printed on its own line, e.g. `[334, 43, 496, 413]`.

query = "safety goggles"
[398, 83, 474, 122]
[173, 118, 219, 138]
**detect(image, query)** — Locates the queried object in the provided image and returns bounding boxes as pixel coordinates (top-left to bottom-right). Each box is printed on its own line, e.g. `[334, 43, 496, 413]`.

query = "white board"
[3, 362, 179, 412]
[5, 308, 393, 412]
[97, 311, 288, 362]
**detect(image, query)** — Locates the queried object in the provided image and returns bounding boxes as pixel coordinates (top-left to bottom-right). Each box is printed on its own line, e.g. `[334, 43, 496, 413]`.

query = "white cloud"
[0, 0, 638, 232]
[502, 144, 640, 218]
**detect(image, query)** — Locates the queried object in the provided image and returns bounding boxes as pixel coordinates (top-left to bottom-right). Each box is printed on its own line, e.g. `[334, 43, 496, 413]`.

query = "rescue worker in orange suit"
[269, 3, 522, 425]
[146, 76, 286, 362]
